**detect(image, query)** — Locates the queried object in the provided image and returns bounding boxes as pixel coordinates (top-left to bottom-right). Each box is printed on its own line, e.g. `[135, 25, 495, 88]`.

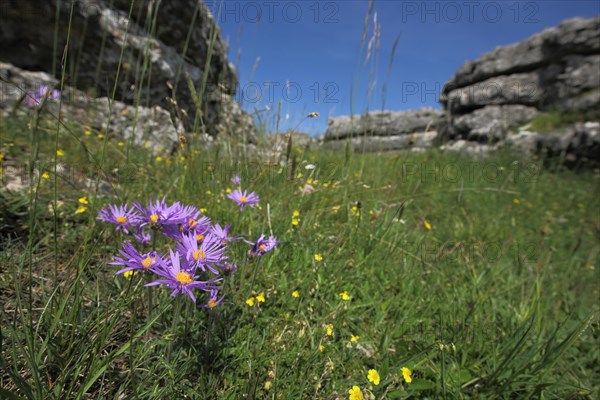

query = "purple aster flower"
[109, 241, 162, 275]
[219, 262, 237, 274]
[134, 197, 187, 228]
[177, 232, 227, 274]
[97, 204, 141, 234]
[24, 85, 60, 106]
[246, 234, 279, 257]
[133, 226, 151, 245]
[231, 175, 241, 186]
[145, 250, 220, 303]
[227, 189, 259, 211]
[201, 287, 225, 309]
[211, 223, 233, 244]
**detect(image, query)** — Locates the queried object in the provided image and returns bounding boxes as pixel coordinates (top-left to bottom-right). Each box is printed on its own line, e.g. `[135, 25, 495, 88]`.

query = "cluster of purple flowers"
[97, 196, 278, 307]
[24, 85, 60, 107]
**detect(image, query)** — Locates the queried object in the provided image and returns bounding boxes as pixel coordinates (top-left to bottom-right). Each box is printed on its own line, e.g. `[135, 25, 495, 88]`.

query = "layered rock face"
[441, 16, 600, 142]
[0, 0, 255, 142]
[323, 108, 445, 152]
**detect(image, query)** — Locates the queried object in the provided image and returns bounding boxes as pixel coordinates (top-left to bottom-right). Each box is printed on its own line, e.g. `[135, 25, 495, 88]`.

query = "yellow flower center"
[188, 219, 197, 228]
[196, 234, 204, 241]
[142, 256, 153, 269]
[208, 298, 216, 308]
[116, 216, 127, 224]
[240, 196, 248, 203]
[150, 214, 159, 224]
[193, 249, 206, 260]
[175, 271, 193, 285]
[259, 244, 266, 251]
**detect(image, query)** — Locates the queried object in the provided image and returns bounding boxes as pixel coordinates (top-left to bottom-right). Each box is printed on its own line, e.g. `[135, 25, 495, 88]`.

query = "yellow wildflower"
[246, 297, 255, 307]
[339, 291, 350, 301]
[84, 130, 92, 136]
[75, 206, 87, 214]
[326, 324, 333, 336]
[292, 218, 299, 226]
[117, 141, 125, 147]
[56, 149, 65, 156]
[78, 196, 89, 205]
[292, 290, 300, 298]
[424, 220, 432, 231]
[314, 253, 323, 262]
[367, 369, 380, 385]
[348, 386, 363, 400]
[123, 270, 137, 278]
[42, 171, 50, 179]
[293, 210, 300, 217]
[350, 335, 360, 342]
[156, 156, 163, 162]
[97, 134, 104, 139]
[513, 198, 521, 205]
[256, 292, 265, 303]
[401, 367, 412, 383]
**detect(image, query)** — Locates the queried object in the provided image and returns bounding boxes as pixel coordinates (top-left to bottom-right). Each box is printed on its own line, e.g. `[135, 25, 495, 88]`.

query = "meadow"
[1, 2, 600, 398]
[1, 110, 599, 399]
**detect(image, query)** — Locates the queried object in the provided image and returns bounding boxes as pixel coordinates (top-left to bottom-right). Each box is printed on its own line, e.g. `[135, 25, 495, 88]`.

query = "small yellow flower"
[424, 220, 432, 231]
[117, 141, 125, 147]
[307, 178, 313, 185]
[326, 324, 333, 336]
[350, 335, 360, 342]
[123, 270, 137, 278]
[348, 385, 363, 400]
[78, 196, 89, 205]
[84, 130, 92, 136]
[513, 198, 521, 205]
[246, 297, 255, 307]
[264, 381, 272, 390]
[56, 149, 65, 156]
[206, 190, 212, 195]
[97, 134, 104, 139]
[75, 206, 87, 214]
[293, 210, 300, 217]
[200, 208, 207, 213]
[314, 253, 323, 262]
[292, 218, 299, 226]
[292, 290, 300, 298]
[339, 290, 350, 301]
[401, 367, 412, 383]
[256, 292, 265, 303]
[226, 187, 232, 193]
[156, 156, 163, 162]
[367, 369, 380, 386]
[42, 171, 50, 179]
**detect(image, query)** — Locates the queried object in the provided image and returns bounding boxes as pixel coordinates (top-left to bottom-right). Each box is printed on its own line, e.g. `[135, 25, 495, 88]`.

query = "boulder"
[452, 105, 539, 142]
[0, 0, 256, 142]
[0, 62, 178, 154]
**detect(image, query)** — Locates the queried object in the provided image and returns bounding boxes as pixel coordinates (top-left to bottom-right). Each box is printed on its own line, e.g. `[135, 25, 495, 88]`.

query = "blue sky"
[205, 1, 600, 136]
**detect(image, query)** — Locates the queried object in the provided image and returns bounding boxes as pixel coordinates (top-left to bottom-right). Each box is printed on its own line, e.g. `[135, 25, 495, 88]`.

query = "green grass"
[1, 112, 599, 399]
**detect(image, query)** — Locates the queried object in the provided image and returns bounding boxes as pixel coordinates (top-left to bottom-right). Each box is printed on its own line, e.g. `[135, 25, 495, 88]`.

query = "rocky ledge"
[0, 0, 256, 142]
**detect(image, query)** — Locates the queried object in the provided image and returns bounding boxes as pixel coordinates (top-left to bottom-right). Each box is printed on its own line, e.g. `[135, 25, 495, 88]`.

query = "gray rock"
[0, 62, 178, 154]
[0, 0, 256, 142]
[452, 105, 539, 142]
[440, 140, 499, 157]
[324, 108, 445, 141]
[323, 131, 438, 153]
[505, 122, 600, 167]
[443, 16, 600, 90]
